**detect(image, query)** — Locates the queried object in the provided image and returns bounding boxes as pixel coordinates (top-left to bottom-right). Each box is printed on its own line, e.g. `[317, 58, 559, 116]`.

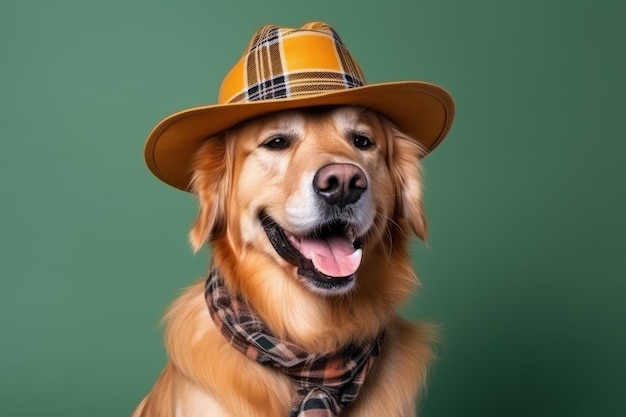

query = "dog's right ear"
[383, 120, 428, 241]
[189, 136, 231, 252]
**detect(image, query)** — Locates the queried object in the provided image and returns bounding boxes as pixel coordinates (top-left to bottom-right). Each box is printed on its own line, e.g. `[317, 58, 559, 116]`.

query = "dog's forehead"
[273, 106, 378, 132]
[247, 110, 306, 135]
[330, 107, 371, 128]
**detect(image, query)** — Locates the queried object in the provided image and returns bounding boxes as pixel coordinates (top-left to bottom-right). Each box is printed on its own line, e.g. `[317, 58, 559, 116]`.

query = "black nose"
[313, 163, 368, 208]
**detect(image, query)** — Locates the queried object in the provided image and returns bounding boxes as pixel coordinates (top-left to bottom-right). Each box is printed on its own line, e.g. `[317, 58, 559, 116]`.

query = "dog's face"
[190, 106, 427, 297]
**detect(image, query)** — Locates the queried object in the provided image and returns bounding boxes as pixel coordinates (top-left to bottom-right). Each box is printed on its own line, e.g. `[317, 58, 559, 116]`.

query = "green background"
[1, 1, 624, 416]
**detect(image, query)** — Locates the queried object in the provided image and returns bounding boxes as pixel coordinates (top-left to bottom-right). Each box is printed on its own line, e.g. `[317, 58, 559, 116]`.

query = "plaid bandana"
[205, 268, 384, 417]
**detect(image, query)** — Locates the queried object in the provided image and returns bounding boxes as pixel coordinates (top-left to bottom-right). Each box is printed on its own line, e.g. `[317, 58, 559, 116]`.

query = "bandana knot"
[205, 269, 384, 417]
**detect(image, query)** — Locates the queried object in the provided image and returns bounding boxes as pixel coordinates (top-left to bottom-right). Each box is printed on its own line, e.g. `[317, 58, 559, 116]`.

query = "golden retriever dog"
[133, 106, 437, 417]
[134, 19, 455, 417]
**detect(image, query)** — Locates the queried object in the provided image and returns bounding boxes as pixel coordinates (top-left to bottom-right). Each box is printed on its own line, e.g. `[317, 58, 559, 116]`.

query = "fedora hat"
[145, 22, 455, 191]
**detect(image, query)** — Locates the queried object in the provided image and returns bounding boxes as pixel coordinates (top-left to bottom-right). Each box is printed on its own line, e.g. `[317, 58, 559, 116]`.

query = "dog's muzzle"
[260, 163, 369, 294]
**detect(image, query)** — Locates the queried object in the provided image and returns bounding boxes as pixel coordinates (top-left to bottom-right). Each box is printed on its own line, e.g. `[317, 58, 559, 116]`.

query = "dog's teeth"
[347, 228, 355, 244]
[288, 234, 301, 247]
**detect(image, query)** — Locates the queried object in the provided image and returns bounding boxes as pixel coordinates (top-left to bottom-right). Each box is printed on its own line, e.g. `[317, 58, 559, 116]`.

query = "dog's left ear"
[384, 121, 428, 241]
[189, 135, 232, 251]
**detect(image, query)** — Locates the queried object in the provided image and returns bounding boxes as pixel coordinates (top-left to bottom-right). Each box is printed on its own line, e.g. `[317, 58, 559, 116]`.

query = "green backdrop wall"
[1, 1, 624, 416]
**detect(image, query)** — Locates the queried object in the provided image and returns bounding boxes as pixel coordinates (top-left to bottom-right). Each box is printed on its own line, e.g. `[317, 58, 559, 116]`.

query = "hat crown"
[218, 22, 366, 105]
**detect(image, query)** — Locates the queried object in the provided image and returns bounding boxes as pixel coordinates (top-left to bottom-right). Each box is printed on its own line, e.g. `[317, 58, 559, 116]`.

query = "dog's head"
[189, 106, 426, 298]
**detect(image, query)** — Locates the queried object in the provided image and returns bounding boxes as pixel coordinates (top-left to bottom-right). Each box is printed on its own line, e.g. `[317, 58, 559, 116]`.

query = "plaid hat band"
[219, 23, 366, 104]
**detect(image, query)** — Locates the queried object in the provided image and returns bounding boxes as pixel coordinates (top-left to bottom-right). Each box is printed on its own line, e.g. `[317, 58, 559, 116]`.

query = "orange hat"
[145, 22, 455, 191]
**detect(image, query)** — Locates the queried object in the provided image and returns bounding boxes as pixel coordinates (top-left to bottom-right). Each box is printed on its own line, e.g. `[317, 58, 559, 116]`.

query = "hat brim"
[145, 81, 454, 192]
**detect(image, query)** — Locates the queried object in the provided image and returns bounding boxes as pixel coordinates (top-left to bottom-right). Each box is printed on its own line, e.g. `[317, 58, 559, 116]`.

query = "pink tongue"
[292, 235, 362, 277]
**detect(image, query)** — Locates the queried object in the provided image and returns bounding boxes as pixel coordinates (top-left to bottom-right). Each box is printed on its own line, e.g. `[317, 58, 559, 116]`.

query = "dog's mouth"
[260, 214, 364, 294]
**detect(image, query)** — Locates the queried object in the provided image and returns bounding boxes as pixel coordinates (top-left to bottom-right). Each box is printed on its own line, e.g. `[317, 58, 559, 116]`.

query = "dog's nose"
[313, 163, 367, 208]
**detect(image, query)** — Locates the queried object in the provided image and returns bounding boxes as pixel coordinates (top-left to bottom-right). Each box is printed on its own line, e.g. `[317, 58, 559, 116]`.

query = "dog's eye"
[263, 136, 291, 150]
[353, 135, 373, 150]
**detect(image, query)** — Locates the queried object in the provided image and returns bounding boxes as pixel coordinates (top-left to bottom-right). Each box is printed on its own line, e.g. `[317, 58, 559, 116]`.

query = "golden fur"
[133, 107, 436, 417]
